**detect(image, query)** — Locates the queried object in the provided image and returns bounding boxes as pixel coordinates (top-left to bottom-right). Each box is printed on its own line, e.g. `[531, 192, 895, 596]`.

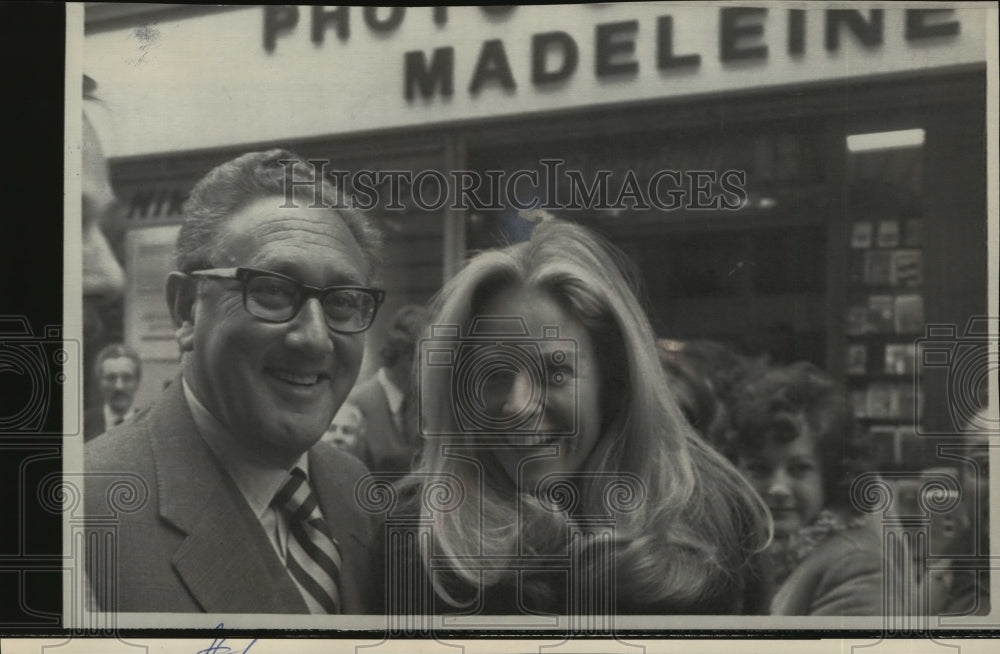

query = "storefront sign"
[264, 7, 963, 101]
[83, 4, 988, 157]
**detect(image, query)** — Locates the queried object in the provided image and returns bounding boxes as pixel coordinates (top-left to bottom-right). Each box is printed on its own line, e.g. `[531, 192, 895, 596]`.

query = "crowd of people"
[81, 135, 990, 617]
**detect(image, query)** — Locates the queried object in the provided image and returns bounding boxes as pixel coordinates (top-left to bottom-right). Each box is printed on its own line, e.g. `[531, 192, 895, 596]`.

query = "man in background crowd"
[84, 343, 141, 440]
[348, 304, 430, 477]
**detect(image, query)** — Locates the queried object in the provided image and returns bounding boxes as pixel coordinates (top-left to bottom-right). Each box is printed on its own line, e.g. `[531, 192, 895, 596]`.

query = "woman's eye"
[790, 463, 815, 476]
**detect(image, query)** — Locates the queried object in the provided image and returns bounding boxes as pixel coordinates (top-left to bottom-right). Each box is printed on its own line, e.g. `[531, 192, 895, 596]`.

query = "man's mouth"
[267, 368, 327, 386]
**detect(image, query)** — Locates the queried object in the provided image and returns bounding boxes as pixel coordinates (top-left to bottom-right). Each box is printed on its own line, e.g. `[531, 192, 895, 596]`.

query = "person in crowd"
[383, 220, 770, 615]
[85, 150, 385, 613]
[82, 75, 126, 383]
[730, 362, 891, 615]
[84, 343, 142, 440]
[938, 405, 992, 615]
[322, 401, 369, 458]
[656, 338, 762, 455]
[348, 304, 431, 477]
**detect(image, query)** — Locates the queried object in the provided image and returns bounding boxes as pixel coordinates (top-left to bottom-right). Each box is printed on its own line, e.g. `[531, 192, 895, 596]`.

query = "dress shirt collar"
[181, 376, 309, 519]
[376, 367, 405, 415]
[103, 403, 136, 428]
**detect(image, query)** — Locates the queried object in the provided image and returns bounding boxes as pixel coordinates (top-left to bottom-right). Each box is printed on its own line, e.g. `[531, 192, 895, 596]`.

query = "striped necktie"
[272, 467, 343, 614]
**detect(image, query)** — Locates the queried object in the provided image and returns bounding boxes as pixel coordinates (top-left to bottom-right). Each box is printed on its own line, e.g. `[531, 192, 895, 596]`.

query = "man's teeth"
[273, 371, 321, 385]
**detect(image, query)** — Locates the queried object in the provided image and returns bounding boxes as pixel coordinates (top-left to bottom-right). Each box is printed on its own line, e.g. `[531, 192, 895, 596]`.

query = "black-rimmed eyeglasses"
[187, 267, 385, 334]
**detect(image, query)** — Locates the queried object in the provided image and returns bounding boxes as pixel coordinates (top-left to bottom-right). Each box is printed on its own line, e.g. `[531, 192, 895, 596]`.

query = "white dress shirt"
[103, 404, 136, 428]
[376, 367, 405, 433]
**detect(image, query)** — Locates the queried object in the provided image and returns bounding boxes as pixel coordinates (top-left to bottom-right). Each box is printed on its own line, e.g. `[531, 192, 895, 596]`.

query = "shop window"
[842, 128, 927, 471]
[466, 124, 830, 366]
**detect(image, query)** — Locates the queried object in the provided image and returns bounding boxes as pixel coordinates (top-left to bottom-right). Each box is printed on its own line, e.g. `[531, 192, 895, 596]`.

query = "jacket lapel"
[148, 379, 306, 613]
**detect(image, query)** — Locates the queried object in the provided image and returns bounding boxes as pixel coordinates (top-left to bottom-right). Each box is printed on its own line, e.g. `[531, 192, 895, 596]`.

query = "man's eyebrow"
[261, 262, 364, 286]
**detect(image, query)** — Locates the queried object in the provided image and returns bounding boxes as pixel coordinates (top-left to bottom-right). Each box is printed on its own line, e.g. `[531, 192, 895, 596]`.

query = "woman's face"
[474, 284, 604, 491]
[738, 417, 825, 538]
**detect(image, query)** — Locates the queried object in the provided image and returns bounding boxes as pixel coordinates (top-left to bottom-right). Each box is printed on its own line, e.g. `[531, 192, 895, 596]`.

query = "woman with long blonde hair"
[383, 220, 770, 614]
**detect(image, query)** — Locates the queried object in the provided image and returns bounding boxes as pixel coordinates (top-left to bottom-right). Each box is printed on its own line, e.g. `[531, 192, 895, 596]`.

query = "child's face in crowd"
[738, 418, 825, 538]
[473, 284, 604, 491]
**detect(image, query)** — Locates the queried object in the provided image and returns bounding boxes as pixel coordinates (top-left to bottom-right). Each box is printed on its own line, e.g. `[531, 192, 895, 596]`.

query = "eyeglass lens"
[244, 274, 375, 331]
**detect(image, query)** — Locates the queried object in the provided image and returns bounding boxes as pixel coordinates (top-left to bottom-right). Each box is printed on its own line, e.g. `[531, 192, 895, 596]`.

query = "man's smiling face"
[181, 195, 369, 465]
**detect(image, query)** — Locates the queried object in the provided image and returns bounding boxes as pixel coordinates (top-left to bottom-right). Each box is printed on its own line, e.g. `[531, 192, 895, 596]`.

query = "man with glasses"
[85, 150, 384, 614]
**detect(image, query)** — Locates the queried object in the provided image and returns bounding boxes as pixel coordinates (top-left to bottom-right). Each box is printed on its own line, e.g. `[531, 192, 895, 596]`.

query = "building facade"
[82, 4, 991, 470]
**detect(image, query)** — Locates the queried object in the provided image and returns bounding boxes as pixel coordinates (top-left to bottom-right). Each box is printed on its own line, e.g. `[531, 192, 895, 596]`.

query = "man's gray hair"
[175, 149, 383, 278]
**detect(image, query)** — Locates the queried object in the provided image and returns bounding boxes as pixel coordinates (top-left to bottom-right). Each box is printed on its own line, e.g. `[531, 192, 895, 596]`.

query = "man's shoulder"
[83, 416, 161, 525]
[84, 387, 185, 482]
[85, 415, 152, 470]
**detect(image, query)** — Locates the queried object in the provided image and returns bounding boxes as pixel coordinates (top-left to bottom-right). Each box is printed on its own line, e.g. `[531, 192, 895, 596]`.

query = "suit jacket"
[85, 378, 379, 614]
[84, 404, 145, 442]
[769, 521, 889, 615]
[347, 374, 417, 476]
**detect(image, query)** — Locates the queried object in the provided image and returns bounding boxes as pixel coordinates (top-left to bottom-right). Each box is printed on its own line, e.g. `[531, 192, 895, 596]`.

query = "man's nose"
[82, 222, 125, 301]
[114, 377, 127, 390]
[286, 298, 335, 353]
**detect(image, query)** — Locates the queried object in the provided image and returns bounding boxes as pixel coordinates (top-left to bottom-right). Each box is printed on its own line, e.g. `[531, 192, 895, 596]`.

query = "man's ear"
[166, 272, 197, 352]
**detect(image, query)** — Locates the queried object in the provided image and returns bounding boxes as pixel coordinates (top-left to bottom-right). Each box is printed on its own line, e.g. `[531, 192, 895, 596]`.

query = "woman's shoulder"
[787, 517, 883, 586]
[810, 517, 882, 561]
[772, 520, 886, 615]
